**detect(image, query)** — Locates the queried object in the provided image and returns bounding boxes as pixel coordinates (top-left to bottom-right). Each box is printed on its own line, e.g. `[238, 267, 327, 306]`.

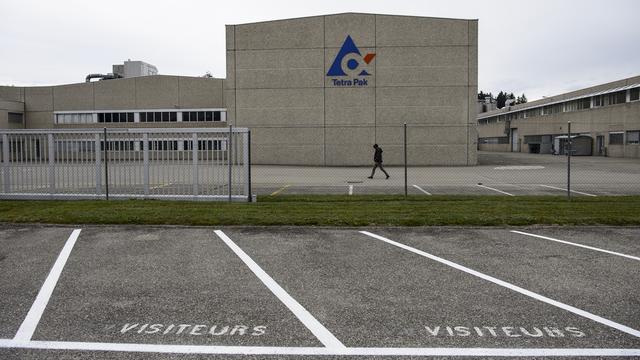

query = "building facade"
[0, 13, 478, 166]
[477, 76, 640, 159]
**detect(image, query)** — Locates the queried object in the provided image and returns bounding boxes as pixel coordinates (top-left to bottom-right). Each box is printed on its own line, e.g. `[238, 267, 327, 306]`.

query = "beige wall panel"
[135, 76, 179, 109]
[325, 87, 374, 125]
[223, 89, 236, 124]
[93, 78, 136, 110]
[0, 86, 24, 102]
[236, 48, 323, 70]
[53, 83, 94, 111]
[234, 16, 324, 50]
[237, 107, 324, 127]
[250, 127, 323, 145]
[377, 125, 468, 145]
[25, 111, 54, 129]
[468, 46, 478, 86]
[324, 14, 375, 48]
[377, 86, 468, 108]
[226, 25, 235, 50]
[178, 77, 224, 108]
[376, 46, 469, 67]
[377, 67, 468, 87]
[226, 51, 236, 90]
[24, 87, 53, 112]
[251, 145, 325, 165]
[376, 106, 467, 126]
[376, 15, 469, 47]
[236, 69, 323, 89]
[236, 88, 323, 111]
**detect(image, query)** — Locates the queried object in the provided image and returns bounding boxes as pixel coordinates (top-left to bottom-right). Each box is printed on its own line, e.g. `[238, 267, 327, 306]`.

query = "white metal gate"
[0, 128, 251, 201]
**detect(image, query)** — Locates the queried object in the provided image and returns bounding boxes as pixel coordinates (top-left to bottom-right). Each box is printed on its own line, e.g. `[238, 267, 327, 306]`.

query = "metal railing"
[0, 127, 251, 202]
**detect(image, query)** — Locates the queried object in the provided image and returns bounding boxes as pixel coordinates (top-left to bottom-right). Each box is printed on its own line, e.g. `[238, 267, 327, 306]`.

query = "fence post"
[143, 133, 149, 196]
[228, 125, 233, 202]
[95, 133, 101, 195]
[404, 123, 408, 198]
[2, 134, 9, 193]
[103, 128, 109, 200]
[246, 130, 252, 202]
[48, 133, 55, 196]
[192, 132, 198, 198]
[567, 121, 571, 201]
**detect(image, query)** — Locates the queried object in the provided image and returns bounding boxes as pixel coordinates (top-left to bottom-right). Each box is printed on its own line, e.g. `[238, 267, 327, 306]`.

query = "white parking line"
[539, 184, 597, 197]
[0, 339, 638, 356]
[511, 230, 640, 261]
[13, 229, 82, 342]
[348, 185, 353, 195]
[476, 184, 515, 196]
[213, 230, 345, 349]
[359, 231, 640, 338]
[412, 184, 432, 195]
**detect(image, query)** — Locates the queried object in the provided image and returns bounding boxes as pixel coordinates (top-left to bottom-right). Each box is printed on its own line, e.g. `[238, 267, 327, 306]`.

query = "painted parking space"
[228, 227, 640, 349]
[29, 227, 320, 347]
[0, 226, 75, 339]
[1, 225, 639, 358]
[374, 227, 640, 342]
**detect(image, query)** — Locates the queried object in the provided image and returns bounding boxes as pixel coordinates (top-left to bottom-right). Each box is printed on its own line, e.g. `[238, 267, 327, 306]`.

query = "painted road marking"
[0, 339, 638, 356]
[13, 229, 82, 342]
[270, 185, 290, 196]
[412, 184, 432, 195]
[359, 231, 640, 338]
[348, 185, 353, 196]
[476, 184, 515, 196]
[539, 184, 597, 197]
[511, 230, 640, 261]
[213, 230, 345, 349]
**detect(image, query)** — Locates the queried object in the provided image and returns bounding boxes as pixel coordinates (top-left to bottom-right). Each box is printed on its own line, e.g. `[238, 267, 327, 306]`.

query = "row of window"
[55, 111, 225, 124]
[610, 130, 639, 145]
[479, 88, 640, 125]
[98, 140, 227, 151]
[480, 131, 640, 146]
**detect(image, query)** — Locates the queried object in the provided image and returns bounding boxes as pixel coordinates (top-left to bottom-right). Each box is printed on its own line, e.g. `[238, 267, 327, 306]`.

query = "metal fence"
[0, 128, 251, 201]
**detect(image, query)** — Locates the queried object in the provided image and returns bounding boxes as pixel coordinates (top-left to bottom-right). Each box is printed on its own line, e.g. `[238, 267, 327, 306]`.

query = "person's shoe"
[367, 176, 373, 179]
[386, 175, 390, 179]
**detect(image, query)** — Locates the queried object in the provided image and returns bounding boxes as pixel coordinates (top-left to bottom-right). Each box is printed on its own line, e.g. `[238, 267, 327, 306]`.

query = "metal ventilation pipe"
[85, 73, 123, 82]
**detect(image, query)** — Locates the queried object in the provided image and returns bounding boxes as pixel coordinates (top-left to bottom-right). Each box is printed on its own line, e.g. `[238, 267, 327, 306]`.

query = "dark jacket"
[374, 147, 383, 163]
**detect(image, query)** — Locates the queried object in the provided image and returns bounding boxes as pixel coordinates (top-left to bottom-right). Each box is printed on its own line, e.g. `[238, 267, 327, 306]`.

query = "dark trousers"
[370, 162, 389, 177]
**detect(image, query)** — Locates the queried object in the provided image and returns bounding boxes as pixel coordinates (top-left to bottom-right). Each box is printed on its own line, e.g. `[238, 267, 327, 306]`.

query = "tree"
[496, 91, 507, 109]
[516, 94, 528, 104]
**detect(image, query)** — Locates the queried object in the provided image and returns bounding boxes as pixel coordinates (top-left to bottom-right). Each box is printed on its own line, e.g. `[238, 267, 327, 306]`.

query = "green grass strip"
[1, 195, 639, 226]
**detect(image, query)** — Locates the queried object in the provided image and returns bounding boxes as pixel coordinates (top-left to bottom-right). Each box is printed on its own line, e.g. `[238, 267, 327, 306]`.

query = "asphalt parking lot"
[0, 225, 638, 358]
[252, 152, 640, 196]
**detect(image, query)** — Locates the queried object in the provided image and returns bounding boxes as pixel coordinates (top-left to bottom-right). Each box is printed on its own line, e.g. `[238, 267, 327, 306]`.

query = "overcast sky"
[1, 0, 638, 100]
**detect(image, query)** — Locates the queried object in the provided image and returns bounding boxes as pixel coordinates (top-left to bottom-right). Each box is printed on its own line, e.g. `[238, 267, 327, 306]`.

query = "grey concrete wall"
[227, 13, 478, 166]
[0, 76, 225, 130]
[0, 100, 25, 129]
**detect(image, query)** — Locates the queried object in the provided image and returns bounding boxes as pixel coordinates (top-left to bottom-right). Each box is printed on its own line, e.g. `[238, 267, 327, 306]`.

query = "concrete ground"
[252, 152, 640, 196]
[0, 225, 638, 358]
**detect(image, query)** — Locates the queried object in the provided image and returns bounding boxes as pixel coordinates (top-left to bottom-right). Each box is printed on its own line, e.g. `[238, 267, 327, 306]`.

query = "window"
[183, 140, 225, 151]
[631, 88, 640, 101]
[605, 91, 626, 106]
[8, 112, 23, 124]
[149, 140, 178, 151]
[95, 112, 134, 123]
[627, 130, 640, 144]
[479, 137, 509, 144]
[593, 95, 603, 107]
[56, 113, 94, 124]
[577, 98, 591, 110]
[100, 141, 135, 151]
[609, 132, 624, 145]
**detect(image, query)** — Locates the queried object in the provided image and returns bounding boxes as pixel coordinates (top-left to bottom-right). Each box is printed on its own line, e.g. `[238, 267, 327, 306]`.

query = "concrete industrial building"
[477, 75, 640, 159]
[0, 13, 478, 166]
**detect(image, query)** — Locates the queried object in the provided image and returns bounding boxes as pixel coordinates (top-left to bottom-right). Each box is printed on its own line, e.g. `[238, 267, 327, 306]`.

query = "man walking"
[367, 144, 389, 179]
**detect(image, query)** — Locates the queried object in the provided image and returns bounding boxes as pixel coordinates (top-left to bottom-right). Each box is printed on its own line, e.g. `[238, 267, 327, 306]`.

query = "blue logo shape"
[327, 35, 375, 77]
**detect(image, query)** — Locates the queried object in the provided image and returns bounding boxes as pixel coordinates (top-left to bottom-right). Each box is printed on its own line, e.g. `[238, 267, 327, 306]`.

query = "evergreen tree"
[496, 91, 507, 109]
